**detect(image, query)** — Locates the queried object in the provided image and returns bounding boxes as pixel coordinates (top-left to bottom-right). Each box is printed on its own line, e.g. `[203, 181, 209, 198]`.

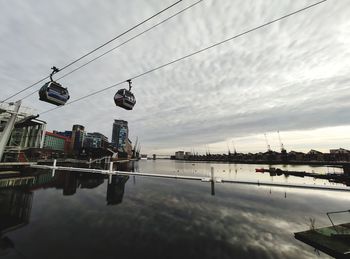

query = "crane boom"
[264, 133, 272, 152]
[277, 131, 286, 152]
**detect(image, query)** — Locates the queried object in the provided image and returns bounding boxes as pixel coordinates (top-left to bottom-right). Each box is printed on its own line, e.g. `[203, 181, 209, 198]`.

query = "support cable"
[19, 0, 204, 101]
[1, 0, 183, 103]
[40, 0, 327, 115]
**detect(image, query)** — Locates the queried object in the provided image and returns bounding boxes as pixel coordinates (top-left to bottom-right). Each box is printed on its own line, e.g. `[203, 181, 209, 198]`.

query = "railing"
[30, 160, 350, 192]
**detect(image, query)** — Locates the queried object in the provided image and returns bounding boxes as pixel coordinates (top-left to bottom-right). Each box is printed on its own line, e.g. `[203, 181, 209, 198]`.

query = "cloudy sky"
[1, 0, 349, 154]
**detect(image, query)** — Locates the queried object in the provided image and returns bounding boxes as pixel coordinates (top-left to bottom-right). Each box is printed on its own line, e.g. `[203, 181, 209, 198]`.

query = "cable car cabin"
[114, 89, 136, 110]
[39, 81, 70, 106]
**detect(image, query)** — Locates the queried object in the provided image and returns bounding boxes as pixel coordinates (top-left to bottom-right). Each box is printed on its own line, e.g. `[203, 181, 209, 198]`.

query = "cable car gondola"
[39, 66, 70, 106]
[114, 80, 136, 110]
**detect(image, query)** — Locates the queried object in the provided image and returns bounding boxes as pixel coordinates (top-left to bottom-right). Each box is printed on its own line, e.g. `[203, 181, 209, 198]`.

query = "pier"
[295, 223, 350, 258]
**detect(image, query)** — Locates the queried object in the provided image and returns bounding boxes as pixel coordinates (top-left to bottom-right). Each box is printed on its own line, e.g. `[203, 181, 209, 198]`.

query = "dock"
[295, 223, 350, 258]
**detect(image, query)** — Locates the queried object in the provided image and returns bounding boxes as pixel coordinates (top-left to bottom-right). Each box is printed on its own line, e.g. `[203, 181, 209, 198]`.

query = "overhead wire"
[1, 0, 183, 103]
[39, 0, 328, 116]
[19, 0, 204, 101]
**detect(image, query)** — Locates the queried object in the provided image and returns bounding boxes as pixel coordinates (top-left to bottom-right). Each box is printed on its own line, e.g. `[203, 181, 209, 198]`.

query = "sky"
[1, 0, 350, 155]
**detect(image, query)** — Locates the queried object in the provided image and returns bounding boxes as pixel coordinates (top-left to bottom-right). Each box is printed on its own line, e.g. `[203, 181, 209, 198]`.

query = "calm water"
[0, 160, 349, 259]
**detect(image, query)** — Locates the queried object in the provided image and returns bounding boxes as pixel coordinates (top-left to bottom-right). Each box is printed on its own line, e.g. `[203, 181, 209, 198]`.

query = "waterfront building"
[43, 132, 69, 152]
[54, 130, 72, 138]
[307, 149, 324, 161]
[330, 148, 350, 154]
[288, 151, 305, 161]
[175, 151, 185, 160]
[2, 117, 46, 162]
[7, 118, 46, 150]
[184, 152, 192, 159]
[84, 132, 109, 149]
[329, 148, 350, 162]
[71, 125, 85, 153]
[111, 120, 128, 152]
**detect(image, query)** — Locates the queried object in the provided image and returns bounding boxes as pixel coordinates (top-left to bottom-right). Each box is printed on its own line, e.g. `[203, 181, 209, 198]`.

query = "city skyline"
[1, 0, 349, 154]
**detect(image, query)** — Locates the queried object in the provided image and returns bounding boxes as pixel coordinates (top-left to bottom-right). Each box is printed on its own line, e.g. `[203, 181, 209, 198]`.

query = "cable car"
[114, 80, 136, 110]
[38, 66, 70, 106]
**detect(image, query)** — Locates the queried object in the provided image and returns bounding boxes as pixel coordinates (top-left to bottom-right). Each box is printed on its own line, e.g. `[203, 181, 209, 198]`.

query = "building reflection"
[0, 188, 32, 254]
[107, 175, 129, 205]
[0, 163, 135, 252]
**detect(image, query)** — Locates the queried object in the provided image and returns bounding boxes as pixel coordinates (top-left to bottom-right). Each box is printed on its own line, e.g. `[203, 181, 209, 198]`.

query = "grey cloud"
[1, 0, 349, 152]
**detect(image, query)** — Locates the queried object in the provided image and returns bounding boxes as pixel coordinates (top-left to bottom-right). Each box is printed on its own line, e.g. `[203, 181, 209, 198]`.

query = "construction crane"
[264, 133, 272, 152]
[206, 144, 211, 156]
[226, 142, 231, 155]
[277, 131, 286, 153]
[232, 140, 237, 154]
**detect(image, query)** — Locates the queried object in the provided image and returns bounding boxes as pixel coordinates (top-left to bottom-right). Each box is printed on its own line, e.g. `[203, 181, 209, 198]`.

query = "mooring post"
[52, 159, 57, 177]
[108, 162, 114, 184]
[211, 166, 215, 196]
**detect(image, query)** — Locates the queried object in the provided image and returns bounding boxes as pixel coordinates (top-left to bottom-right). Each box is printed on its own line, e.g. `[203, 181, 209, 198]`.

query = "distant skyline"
[1, 0, 349, 154]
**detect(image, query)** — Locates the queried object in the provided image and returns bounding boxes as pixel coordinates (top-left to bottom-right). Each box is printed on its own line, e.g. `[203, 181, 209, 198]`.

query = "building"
[7, 118, 46, 150]
[111, 120, 128, 152]
[43, 132, 69, 152]
[54, 130, 72, 138]
[2, 117, 46, 162]
[175, 151, 185, 160]
[71, 125, 85, 153]
[307, 149, 324, 161]
[84, 132, 108, 149]
[330, 148, 350, 154]
[288, 151, 305, 161]
[329, 148, 350, 162]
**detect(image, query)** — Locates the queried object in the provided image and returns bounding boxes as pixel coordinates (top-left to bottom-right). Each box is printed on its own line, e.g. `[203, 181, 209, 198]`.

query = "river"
[0, 160, 349, 258]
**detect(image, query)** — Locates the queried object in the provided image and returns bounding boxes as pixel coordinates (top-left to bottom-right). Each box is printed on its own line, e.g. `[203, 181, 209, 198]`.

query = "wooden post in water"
[52, 159, 57, 177]
[108, 162, 113, 183]
[211, 166, 215, 196]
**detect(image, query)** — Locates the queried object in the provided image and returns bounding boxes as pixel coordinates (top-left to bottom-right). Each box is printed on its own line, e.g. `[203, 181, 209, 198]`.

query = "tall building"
[71, 125, 85, 153]
[111, 120, 128, 152]
[84, 132, 108, 149]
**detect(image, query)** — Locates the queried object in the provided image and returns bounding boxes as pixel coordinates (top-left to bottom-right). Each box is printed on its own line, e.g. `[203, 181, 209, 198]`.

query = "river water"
[0, 160, 349, 259]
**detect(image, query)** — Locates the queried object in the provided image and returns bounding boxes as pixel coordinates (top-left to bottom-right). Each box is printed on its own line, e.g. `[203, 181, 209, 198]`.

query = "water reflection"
[0, 170, 130, 202]
[0, 167, 131, 253]
[0, 161, 349, 259]
[0, 188, 32, 256]
[107, 175, 129, 205]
